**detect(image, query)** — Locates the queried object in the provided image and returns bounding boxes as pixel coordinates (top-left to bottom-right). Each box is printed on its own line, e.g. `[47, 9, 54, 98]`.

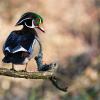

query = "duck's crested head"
[16, 12, 45, 33]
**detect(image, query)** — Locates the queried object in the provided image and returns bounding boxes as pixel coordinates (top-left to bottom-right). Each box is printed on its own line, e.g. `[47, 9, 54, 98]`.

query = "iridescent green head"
[16, 12, 45, 32]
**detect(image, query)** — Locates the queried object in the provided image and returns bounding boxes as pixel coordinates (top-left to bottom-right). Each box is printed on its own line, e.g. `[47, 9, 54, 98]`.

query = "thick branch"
[0, 68, 55, 79]
[0, 67, 67, 92]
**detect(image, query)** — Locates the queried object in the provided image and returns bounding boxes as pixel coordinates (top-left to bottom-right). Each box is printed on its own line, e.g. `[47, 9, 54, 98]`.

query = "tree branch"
[0, 68, 55, 79]
[0, 66, 68, 92]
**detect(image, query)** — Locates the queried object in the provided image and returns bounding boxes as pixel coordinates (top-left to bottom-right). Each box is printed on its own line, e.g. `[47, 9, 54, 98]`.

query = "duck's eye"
[35, 18, 41, 25]
[25, 19, 32, 27]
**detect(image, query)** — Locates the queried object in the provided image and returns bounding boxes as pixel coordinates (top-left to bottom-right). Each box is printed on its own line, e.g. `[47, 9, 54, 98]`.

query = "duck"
[2, 12, 45, 71]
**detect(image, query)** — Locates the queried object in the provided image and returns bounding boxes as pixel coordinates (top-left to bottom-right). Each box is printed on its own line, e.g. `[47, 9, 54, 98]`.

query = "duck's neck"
[22, 26, 38, 36]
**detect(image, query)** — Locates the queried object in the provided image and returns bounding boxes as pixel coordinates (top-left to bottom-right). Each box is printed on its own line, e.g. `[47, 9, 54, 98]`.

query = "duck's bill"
[37, 27, 45, 33]
[37, 24, 45, 33]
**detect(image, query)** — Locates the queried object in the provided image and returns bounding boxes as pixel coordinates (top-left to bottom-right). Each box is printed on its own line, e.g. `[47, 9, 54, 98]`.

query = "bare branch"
[0, 68, 55, 79]
[0, 66, 67, 92]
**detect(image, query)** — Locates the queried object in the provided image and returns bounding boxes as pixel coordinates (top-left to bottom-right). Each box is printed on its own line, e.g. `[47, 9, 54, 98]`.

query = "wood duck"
[2, 12, 45, 71]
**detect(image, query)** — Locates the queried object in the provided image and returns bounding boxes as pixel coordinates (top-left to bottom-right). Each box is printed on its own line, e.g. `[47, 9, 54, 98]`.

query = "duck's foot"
[10, 68, 16, 72]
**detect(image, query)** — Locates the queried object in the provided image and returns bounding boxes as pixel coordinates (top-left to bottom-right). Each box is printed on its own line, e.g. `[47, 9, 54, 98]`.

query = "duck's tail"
[2, 55, 11, 63]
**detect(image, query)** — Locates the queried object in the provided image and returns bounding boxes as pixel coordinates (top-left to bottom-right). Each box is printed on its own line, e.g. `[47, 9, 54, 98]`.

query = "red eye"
[36, 18, 40, 22]
[35, 18, 41, 25]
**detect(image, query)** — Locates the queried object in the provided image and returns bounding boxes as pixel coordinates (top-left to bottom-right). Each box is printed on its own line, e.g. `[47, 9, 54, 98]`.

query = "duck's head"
[16, 12, 45, 33]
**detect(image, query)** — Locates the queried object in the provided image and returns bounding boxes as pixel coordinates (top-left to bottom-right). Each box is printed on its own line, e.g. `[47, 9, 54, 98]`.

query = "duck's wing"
[3, 31, 17, 54]
[3, 31, 29, 53]
[3, 31, 37, 56]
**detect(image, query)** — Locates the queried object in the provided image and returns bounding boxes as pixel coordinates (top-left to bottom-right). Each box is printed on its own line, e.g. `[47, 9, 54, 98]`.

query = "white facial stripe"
[18, 18, 31, 25]
[32, 20, 35, 27]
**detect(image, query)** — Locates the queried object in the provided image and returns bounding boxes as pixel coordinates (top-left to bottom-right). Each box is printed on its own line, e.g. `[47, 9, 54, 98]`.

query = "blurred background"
[0, 0, 100, 100]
